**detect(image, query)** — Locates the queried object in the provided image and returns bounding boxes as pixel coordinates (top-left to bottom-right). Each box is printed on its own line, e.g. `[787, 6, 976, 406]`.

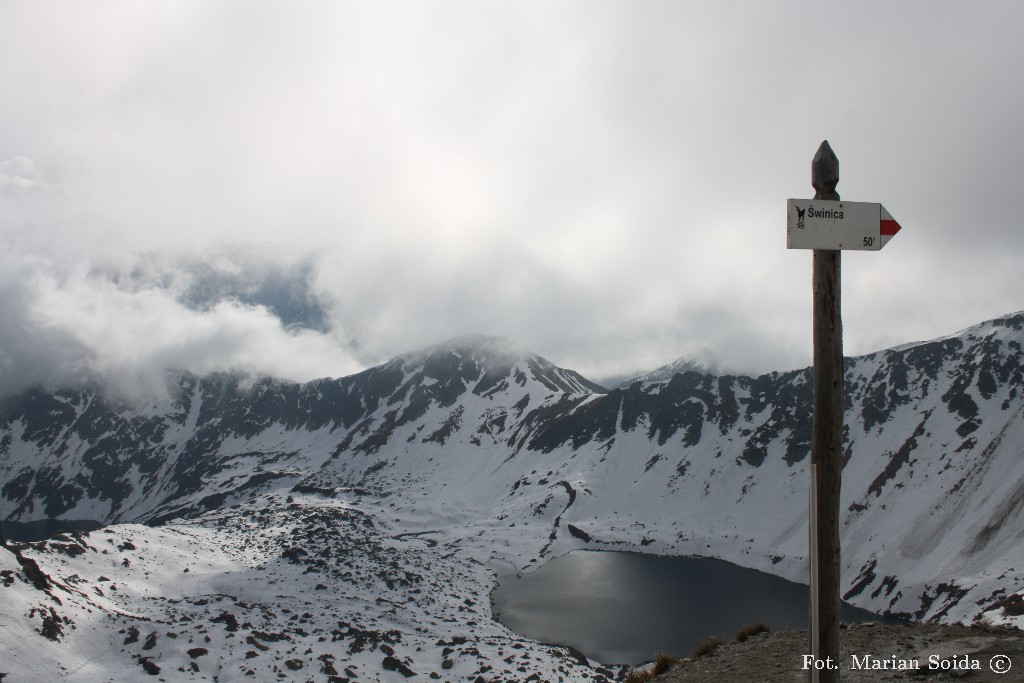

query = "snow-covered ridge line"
[2, 313, 1024, 680]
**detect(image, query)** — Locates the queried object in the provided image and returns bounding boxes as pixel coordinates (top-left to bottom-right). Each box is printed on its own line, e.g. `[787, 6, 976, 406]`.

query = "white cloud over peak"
[1, 2, 1023, 397]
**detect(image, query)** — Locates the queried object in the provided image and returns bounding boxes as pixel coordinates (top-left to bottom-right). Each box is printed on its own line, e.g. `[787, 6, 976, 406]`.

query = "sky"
[2, 1, 1023, 398]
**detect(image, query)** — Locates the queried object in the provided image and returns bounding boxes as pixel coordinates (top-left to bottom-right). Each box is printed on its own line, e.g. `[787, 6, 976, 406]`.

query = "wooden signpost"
[788, 140, 901, 683]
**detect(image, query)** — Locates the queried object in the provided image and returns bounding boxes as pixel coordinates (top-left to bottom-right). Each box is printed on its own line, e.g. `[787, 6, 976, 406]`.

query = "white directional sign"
[787, 199, 902, 251]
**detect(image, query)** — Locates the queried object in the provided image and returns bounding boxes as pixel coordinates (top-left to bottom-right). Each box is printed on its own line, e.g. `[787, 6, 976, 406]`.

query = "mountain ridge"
[2, 311, 1024, 681]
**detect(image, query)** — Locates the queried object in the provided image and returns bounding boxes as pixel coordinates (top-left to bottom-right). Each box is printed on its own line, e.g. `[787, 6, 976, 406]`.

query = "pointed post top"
[812, 140, 840, 201]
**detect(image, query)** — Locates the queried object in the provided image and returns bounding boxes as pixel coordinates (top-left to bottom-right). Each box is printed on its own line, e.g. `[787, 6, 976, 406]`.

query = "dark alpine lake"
[1, 519, 102, 542]
[492, 550, 889, 666]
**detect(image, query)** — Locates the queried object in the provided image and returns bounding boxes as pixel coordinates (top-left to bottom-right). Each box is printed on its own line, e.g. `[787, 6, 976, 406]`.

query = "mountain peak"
[616, 349, 721, 388]
[423, 334, 524, 359]
[391, 334, 604, 397]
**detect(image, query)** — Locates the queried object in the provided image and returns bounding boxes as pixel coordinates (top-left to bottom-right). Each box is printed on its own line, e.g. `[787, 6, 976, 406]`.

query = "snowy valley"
[2, 315, 1024, 682]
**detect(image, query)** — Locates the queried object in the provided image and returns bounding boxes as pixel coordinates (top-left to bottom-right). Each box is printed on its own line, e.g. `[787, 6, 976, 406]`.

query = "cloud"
[1, 3, 1023, 396]
[0, 156, 37, 190]
[0, 199, 363, 399]
[31, 272, 360, 399]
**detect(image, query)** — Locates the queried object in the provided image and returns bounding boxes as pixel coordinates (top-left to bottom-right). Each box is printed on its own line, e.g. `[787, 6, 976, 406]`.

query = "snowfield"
[3, 318, 1024, 681]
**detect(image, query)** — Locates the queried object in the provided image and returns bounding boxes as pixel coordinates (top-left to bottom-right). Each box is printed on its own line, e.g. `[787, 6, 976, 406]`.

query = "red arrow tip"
[881, 219, 901, 236]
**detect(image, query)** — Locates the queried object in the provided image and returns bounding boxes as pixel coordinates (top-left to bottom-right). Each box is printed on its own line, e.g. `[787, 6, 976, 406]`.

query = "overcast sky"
[2, 1, 1023, 397]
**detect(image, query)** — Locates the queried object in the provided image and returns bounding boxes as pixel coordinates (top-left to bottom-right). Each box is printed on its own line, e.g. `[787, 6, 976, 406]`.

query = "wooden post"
[810, 140, 843, 683]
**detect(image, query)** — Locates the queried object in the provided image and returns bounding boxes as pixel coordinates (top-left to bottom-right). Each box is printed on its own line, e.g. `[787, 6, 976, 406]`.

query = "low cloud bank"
[0, 244, 365, 402]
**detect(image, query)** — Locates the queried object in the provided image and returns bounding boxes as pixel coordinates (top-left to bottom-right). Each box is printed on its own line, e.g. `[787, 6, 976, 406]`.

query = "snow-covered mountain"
[614, 350, 719, 388]
[2, 317, 1024, 681]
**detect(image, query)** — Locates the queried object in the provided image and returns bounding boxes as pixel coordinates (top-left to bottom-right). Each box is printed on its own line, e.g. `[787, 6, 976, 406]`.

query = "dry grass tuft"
[622, 627, 769, 682]
[735, 622, 770, 642]
[690, 635, 723, 659]
[623, 652, 684, 683]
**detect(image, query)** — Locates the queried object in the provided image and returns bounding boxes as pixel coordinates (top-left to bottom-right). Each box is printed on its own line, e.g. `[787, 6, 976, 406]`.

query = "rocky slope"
[650, 621, 1024, 683]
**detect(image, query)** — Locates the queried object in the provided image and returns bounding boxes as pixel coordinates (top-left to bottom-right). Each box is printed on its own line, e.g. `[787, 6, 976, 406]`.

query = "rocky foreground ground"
[647, 622, 1024, 683]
